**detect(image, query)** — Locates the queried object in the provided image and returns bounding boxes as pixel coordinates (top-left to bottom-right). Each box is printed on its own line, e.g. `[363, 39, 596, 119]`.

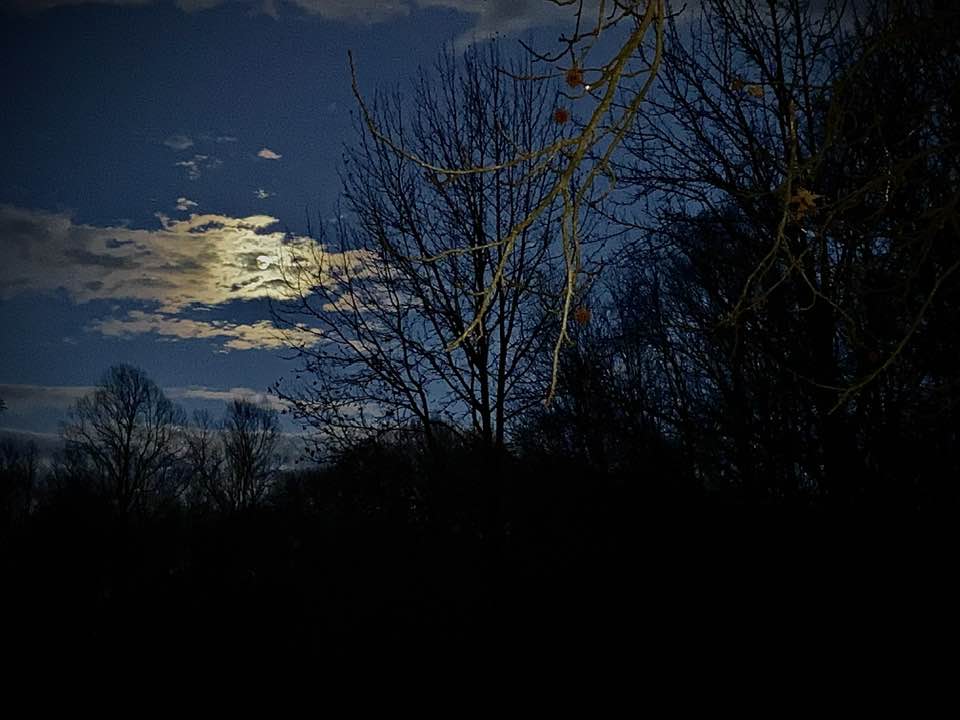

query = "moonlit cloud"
[257, 148, 282, 160]
[176, 197, 199, 211]
[163, 133, 194, 151]
[254, 188, 274, 199]
[0, 204, 370, 313]
[90, 310, 320, 351]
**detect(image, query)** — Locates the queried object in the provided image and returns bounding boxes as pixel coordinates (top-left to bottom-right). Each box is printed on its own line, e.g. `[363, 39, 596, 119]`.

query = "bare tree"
[617, 0, 959, 397]
[274, 45, 590, 458]
[348, 1, 667, 399]
[184, 401, 280, 512]
[62, 364, 184, 514]
[184, 409, 224, 508]
[603, 0, 960, 500]
[220, 399, 280, 511]
[0, 435, 38, 528]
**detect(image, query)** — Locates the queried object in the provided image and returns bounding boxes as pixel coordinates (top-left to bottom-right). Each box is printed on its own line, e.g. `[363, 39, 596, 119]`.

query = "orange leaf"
[789, 187, 821, 219]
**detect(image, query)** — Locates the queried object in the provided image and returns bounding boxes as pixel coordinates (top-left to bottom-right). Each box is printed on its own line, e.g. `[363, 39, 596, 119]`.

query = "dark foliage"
[3, 1, 958, 658]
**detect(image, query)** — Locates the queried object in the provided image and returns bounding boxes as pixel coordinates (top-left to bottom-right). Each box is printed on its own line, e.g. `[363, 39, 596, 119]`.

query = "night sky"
[0, 0, 577, 436]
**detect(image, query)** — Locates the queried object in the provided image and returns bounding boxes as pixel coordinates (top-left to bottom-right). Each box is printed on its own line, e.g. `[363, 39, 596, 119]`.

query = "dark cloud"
[0, 383, 94, 409]
[63, 247, 141, 269]
[104, 237, 136, 249]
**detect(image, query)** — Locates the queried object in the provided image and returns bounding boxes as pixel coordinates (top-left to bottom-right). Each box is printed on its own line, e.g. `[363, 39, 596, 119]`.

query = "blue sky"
[0, 0, 585, 435]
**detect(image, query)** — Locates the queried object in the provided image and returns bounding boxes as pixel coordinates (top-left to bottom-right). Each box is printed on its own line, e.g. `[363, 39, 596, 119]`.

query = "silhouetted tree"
[220, 399, 280, 511]
[184, 408, 224, 509]
[274, 45, 586, 459]
[609, 0, 960, 503]
[0, 435, 38, 529]
[62, 364, 184, 514]
[347, 3, 666, 398]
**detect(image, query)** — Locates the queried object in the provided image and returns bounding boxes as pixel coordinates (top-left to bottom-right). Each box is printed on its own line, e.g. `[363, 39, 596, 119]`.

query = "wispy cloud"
[175, 154, 221, 180]
[254, 188, 274, 200]
[416, 0, 576, 42]
[257, 148, 282, 160]
[163, 133, 194, 151]
[176, 196, 199, 211]
[0, 382, 288, 416]
[7, 1, 153, 13]
[90, 310, 320, 351]
[282, 0, 408, 22]
[170, 386, 290, 412]
[0, 383, 95, 412]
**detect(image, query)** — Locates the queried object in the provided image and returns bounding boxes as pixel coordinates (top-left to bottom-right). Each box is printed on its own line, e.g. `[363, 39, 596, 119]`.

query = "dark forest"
[2, 0, 958, 657]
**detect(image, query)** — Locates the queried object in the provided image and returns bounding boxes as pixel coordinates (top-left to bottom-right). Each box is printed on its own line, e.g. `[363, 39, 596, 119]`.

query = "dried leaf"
[789, 187, 822, 219]
[565, 66, 584, 88]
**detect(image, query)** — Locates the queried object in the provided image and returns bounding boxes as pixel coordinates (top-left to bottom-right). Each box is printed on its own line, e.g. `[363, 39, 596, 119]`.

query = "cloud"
[169, 386, 290, 412]
[6, 0, 406, 21]
[283, 0, 408, 22]
[4, 0, 598, 39]
[0, 203, 370, 313]
[176, 197, 199, 211]
[163, 134, 194, 151]
[254, 188, 274, 200]
[90, 310, 320, 351]
[416, 0, 576, 41]
[257, 148, 282, 160]
[7, 1, 153, 12]
[0, 382, 288, 416]
[5, 0, 403, 19]
[8, 0, 406, 19]
[175, 154, 221, 180]
[4, 0, 558, 33]
[0, 383, 95, 413]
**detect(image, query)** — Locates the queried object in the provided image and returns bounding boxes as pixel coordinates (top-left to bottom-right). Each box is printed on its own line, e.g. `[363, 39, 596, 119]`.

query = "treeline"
[0, 365, 681, 652]
[1, 357, 956, 652]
